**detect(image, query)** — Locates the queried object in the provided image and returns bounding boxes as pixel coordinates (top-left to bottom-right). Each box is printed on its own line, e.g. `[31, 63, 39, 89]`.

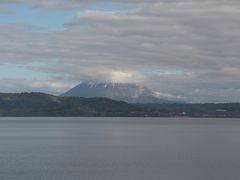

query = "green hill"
[0, 92, 239, 117]
[0, 93, 135, 117]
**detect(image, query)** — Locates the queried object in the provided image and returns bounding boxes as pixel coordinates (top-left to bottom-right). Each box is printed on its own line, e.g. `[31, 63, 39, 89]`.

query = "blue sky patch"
[0, 3, 77, 32]
[0, 2, 124, 32]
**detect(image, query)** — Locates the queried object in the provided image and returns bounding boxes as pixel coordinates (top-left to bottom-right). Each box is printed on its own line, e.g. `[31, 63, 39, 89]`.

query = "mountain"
[61, 82, 178, 104]
[0, 92, 239, 117]
[0, 92, 135, 116]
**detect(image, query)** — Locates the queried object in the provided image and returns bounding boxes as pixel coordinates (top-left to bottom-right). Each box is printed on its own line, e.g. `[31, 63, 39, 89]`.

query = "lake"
[0, 117, 240, 180]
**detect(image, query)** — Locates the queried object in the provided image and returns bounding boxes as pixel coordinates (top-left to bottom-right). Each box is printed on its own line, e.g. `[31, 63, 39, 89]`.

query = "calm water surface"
[0, 117, 240, 180]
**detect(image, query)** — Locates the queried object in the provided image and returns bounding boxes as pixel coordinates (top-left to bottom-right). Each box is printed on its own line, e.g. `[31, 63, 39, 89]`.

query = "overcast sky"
[0, 0, 239, 102]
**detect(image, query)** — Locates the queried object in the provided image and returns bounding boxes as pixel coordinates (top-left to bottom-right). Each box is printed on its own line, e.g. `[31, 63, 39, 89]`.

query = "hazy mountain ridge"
[0, 92, 135, 116]
[62, 82, 179, 104]
[0, 92, 239, 117]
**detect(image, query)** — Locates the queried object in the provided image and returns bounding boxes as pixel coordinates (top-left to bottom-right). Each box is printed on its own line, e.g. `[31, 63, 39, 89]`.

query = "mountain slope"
[61, 82, 177, 104]
[0, 92, 135, 116]
[0, 92, 239, 117]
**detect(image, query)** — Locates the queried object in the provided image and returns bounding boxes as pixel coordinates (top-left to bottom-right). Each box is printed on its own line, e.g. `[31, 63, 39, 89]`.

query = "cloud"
[1, 0, 235, 10]
[0, 0, 240, 102]
[0, 78, 77, 94]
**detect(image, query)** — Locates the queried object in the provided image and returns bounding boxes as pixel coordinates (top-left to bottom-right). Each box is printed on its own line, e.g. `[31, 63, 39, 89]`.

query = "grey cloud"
[0, 78, 77, 95]
[0, 0, 240, 102]
[17, 0, 240, 9]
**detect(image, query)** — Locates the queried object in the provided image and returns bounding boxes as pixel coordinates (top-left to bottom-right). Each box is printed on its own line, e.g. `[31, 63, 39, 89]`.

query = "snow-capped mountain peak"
[61, 82, 179, 104]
